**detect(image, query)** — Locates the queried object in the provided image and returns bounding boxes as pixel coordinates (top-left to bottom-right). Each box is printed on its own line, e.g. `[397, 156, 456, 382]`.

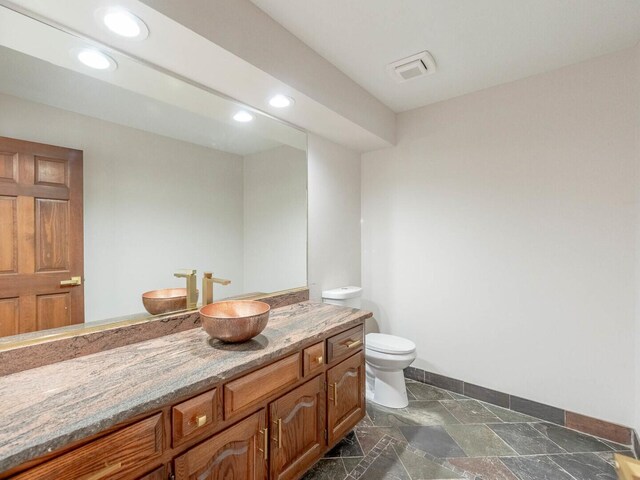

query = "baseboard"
[404, 366, 635, 448]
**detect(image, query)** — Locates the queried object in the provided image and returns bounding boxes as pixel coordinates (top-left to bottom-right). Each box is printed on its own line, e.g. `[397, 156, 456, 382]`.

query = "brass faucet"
[174, 269, 198, 310]
[202, 272, 231, 306]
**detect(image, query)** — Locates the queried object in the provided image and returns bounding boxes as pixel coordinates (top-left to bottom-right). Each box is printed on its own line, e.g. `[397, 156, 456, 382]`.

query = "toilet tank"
[322, 286, 362, 309]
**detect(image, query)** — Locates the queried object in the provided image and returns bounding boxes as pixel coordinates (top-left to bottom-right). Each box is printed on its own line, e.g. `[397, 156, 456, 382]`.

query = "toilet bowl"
[365, 333, 416, 409]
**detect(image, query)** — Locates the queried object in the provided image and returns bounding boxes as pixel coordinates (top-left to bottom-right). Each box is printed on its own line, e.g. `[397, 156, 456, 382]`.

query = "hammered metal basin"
[200, 300, 271, 343]
[142, 288, 198, 315]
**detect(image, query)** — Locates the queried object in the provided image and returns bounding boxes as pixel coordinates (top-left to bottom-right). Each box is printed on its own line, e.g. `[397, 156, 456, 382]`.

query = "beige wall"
[243, 145, 307, 293]
[307, 134, 362, 301]
[362, 47, 638, 427]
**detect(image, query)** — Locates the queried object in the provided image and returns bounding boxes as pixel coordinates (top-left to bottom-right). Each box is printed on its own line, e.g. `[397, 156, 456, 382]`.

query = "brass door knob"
[60, 276, 82, 287]
[316, 355, 323, 364]
[195, 414, 207, 427]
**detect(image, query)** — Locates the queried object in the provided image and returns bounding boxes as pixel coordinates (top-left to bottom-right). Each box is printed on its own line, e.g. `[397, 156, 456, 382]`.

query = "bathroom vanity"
[0, 301, 370, 480]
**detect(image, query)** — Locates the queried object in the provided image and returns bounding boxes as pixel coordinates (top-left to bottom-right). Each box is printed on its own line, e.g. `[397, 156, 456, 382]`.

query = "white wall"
[362, 47, 638, 427]
[307, 134, 361, 301]
[0, 93, 245, 321]
[243, 145, 307, 293]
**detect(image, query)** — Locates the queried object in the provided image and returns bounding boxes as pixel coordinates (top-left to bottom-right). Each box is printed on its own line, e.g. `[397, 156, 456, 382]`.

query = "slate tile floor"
[303, 380, 634, 480]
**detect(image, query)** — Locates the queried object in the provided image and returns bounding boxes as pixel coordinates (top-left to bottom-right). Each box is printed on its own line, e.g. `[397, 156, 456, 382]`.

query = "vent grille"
[388, 51, 436, 83]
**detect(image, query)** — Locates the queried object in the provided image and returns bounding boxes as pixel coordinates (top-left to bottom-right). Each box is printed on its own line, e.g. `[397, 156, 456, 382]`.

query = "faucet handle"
[174, 269, 196, 278]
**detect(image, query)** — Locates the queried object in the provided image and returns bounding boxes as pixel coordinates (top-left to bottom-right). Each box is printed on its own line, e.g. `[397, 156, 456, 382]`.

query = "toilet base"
[366, 365, 409, 409]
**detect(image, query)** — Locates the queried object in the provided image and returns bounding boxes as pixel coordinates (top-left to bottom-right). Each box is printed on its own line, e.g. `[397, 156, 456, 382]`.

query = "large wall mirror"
[0, 6, 307, 342]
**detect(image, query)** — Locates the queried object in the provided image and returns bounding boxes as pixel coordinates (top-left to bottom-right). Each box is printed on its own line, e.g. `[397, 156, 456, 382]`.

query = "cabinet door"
[173, 409, 267, 480]
[327, 351, 365, 445]
[269, 376, 325, 480]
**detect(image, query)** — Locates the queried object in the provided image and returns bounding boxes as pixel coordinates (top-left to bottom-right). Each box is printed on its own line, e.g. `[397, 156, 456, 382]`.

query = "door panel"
[0, 136, 83, 335]
[327, 351, 365, 445]
[35, 198, 69, 272]
[174, 409, 267, 480]
[36, 293, 71, 330]
[0, 196, 17, 273]
[269, 376, 325, 480]
[0, 151, 17, 181]
[0, 297, 19, 337]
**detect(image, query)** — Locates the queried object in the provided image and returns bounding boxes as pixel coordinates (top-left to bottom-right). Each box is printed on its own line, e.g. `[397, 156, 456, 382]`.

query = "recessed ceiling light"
[97, 7, 149, 40]
[75, 48, 117, 71]
[233, 111, 254, 123]
[269, 94, 294, 108]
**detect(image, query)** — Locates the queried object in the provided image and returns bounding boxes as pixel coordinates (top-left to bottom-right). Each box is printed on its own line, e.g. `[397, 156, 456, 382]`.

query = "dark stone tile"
[367, 400, 460, 427]
[302, 458, 347, 480]
[532, 422, 613, 453]
[393, 443, 462, 479]
[489, 423, 565, 455]
[440, 399, 502, 424]
[483, 403, 537, 423]
[404, 366, 425, 383]
[565, 411, 631, 444]
[444, 424, 516, 457]
[510, 396, 565, 425]
[400, 425, 467, 458]
[407, 382, 454, 401]
[447, 457, 518, 480]
[501, 456, 574, 480]
[463, 383, 509, 408]
[326, 431, 364, 458]
[355, 427, 406, 455]
[342, 457, 363, 474]
[551, 452, 617, 480]
[426, 372, 464, 394]
[359, 442, 410, 480]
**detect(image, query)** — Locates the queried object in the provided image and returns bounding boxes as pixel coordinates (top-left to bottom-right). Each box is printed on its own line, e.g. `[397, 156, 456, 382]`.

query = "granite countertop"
[0, 301, 371, 473]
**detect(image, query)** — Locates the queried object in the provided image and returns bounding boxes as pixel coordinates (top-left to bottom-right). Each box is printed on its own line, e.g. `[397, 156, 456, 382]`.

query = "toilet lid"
[366, 333, 416, 355]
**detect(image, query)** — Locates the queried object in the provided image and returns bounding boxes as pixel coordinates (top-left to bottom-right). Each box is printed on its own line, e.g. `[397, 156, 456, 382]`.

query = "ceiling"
[250, 0, 640, 112]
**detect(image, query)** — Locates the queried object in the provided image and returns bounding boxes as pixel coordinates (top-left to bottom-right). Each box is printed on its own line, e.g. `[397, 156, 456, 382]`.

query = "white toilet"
[321, 286, 417, 409]
[365, 333, 416, 408]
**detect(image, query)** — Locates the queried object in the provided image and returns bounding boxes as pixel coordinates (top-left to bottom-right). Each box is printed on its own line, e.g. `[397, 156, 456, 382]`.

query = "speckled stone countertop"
[0, 301, 371, 473]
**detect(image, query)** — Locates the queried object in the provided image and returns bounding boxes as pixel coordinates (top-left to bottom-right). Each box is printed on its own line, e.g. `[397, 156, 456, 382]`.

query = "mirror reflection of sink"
[142, 288, 199, 315]
[200, 300, 271, 343]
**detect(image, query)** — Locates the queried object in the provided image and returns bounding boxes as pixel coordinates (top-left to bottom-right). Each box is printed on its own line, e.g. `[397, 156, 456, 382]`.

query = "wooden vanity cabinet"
[7, 322, 366, 480]
[326, 351, 366, 445]
[173, 409, 268, 480]
[269, 375, 325, 480]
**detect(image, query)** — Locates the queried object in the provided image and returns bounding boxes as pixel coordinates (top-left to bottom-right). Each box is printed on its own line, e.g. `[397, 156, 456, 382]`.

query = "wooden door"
[174, 409, 268, 480]
[269, 375, 325, 480]
[327, 351, 365, 445]
[0, 136, 83, 337]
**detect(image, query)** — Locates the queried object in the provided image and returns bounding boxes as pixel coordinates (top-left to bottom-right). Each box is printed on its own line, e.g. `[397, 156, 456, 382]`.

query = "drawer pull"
[84, 461, 122, 480]
[195, 414, 207, 427]
[273, 418, 283, 448]
[328, 383, 338, 406]
[345, 340, 362, 349]
[257, 427, 268, 460]
[316, 355, 323, 364]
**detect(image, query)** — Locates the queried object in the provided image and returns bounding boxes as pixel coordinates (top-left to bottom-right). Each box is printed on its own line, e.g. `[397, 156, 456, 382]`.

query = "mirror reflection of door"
[0, 136, 83, 336]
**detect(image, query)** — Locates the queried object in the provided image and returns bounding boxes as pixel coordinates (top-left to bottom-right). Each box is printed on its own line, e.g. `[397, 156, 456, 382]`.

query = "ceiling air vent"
[387, 51, 436, 83]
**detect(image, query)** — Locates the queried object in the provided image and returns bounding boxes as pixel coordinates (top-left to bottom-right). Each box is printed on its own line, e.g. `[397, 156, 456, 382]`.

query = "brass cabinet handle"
[257, 427, 268, 460]
[195, 414, 207, 427]
[316, 355, 323, 364]
[273, 418, 283, 448]
[328, 383, 338, 406]
[85, 462, 122, 480]
[60, 276, 82, 287]
[345, 339, 362, 349]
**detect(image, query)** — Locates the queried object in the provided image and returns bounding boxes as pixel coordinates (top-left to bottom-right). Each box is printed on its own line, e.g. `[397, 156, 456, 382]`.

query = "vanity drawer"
[327, 325, 364, 363]
[303, 341, 325, 376]
[224, 353, 301, 419]
[14, 413, 163, 480]
[172, 387, 222, 446]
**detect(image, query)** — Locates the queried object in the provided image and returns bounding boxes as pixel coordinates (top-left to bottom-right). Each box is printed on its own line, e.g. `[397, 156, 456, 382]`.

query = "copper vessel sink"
[200, 300, 270, 343]
[142, 288, 198, 315]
